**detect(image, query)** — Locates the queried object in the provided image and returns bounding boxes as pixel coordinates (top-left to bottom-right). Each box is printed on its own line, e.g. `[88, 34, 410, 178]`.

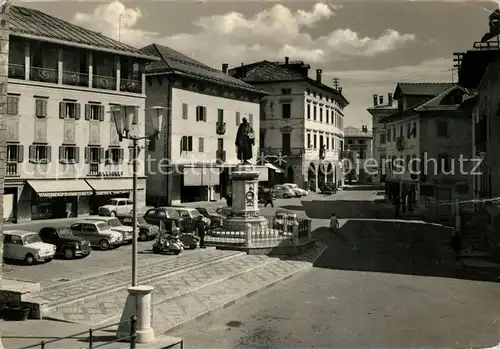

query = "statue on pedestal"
[235, 118, 255, 165]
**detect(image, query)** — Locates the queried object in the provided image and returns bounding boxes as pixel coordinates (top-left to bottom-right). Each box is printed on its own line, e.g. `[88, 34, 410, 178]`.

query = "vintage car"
[272, 184, 296, 199]
[98, 198, 133, 217]
[171, 207, 210, 234]
[283, 183, 308, 197]
[195, 207, 224, 228]
[38, 227, 91, 259]
[143, 207, 182, 232]
[320, 182, 338, 195]
[3, 230, 56, 265]
[117, 214, 159, 241]
[69, 220, 123, 250]
[87, 217, 133, 244]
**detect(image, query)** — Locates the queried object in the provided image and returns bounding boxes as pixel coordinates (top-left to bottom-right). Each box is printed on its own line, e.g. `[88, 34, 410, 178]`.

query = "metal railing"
[93, 74, 116, 91]
[8, 63, 25, 79]
[17, 316, 137, 349]
[120, 78, 142, 93]
[89, 163, 100, 175]
[30, 67, 58, 84]
[6, 162, 18, 176]
[62, 71, 89, 87]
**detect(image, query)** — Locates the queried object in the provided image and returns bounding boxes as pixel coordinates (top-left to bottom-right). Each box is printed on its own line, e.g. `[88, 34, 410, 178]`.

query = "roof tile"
[394, 82, 455, 97]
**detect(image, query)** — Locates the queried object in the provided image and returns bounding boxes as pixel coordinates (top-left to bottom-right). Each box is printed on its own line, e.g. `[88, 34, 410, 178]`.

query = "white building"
[229, 58, 349, 190]
[142, 44, 266, 204]
[4, 6, 156, 222]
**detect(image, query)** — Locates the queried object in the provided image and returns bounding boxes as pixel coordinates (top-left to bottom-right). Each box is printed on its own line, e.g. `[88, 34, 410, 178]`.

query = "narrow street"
[170, 188, 500, 348]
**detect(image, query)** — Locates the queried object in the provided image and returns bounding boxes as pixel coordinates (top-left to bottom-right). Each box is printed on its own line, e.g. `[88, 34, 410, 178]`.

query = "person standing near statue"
[235, 118, 255, 164]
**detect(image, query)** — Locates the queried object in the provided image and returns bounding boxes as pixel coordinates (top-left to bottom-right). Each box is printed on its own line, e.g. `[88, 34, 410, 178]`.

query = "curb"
[157, 243, 327, 335]
[41, 251, 245, 315]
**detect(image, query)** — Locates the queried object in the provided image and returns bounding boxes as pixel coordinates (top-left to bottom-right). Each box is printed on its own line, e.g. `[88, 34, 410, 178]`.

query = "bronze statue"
[481, 9, 500, 42]
[235, 117, 255, 164]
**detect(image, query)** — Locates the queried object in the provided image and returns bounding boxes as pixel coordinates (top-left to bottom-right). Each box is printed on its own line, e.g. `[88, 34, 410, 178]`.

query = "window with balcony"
[120, 58, 142, 93]
[29, 144, 51, 164]
[62, 49, 88, 87]
[93, 54, 116, 90]
[30, 42, 58, 83]
[85, 104, 105, 121]
[181, 136, 193, 152]
[106, 147, 124, 164]
[282, 103, 291, 119]
[8, 37, 25, 79]
[35, 98, 48, 118]
[196, 106, 207, 122]
[6, 144, 22, 176]
[59, 146, 79, 164]
[59, 101, 81, 119]
[85, 146, 104, 163]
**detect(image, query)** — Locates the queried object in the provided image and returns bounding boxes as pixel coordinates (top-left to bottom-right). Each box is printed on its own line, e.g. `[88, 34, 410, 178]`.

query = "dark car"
[117, 214, 159, 241]
[320, 182, 338, 195]
[143, 207, 182, 232]
[196, 207, 224, 228]
[171, 207, 210, 234]
[38, 227, 91, 259]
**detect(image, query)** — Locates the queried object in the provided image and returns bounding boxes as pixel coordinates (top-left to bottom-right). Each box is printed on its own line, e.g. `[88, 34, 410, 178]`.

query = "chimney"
[338, 87, 342, 93]
[316, 69, 322, 83]
[285, 56, 289, 65]
[373, 94, 378, 106]
[222, 63, 228, 74]
[379, 95, 384, 105]
[240, 62, 245, 77]
[388, 93, 393, 105]
[362, 125, 368, 133]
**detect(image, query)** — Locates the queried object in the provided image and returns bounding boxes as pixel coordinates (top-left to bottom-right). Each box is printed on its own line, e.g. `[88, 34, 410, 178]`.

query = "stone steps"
[41, 253, 280, 325]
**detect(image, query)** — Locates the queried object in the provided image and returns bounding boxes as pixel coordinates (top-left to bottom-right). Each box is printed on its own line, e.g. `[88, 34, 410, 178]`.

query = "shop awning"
[183, 166, 220, 186]
[85, 178, 144, 196]
[28, 179, 93, 197]
[265, 162, 284, 173]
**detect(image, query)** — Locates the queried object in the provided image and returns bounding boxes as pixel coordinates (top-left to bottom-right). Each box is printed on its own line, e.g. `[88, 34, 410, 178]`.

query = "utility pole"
[332, 78, 339, 90]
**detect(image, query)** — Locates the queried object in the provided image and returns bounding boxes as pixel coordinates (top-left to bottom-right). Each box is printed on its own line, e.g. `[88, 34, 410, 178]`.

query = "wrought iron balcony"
[6, 162, 18, 176]
[62, 71, 89, 87]
[216, 121, 226, 135]
[31, 67, 58, 83]
[93, 74, 116, 91]
[120, 78, 141, 93]
[8, 63, 25, 79]
[89, 163, 100, 176]
[216, 150, 226, 163]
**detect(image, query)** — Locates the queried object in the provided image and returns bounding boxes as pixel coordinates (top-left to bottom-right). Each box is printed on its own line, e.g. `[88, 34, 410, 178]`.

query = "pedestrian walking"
[65, 201, 72, 218]
[329, 212, 339, 237]
[449, 231, 464, 267]
[264, 189, 274, 208]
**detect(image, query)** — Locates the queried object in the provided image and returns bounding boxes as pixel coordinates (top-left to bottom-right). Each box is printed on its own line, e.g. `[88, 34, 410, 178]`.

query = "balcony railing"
[8, 63, 25, 79]
[216, 122, 226, 135]
[120, 78, 141, 93]
[216, 150, 226, 163]
[89, 163, 99, 176]
[93, 74, 116, 91]
[6, 162, 18, 176]
[62, 71, 89, 87]
[30, 67, 58, 83]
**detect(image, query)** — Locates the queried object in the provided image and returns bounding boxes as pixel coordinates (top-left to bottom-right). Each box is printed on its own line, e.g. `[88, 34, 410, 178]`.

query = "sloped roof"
[141, 44, 265, 94]
[394, 82, 455, 99]
[9, 6, 156, 60]
[414, 85, 468, 112]
[344, 126, 372, 138]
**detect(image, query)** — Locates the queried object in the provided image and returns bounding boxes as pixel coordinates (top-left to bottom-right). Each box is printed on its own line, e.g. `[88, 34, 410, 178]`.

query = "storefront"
[181, 165, 220, 202]
[85, 178, 144, 214]
[27, 179, 94, 220]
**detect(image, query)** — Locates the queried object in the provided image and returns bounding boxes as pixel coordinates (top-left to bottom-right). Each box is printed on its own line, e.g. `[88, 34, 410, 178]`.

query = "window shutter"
[17, 145, 23, 162]
[75, 147, 80, 163]
[59, 102, 66, 119]
[46, 146, 52, 162]
[42, 100, 47, 117]
[59, 146, 64, 163]
[105, 149, 110, 164]
[236, 112, 240, 125]
[29, 145, 35, 163]
[182, 103, 188, 119]
[203, 107, 207, 122]
[99, 105, 105, 121]
[199, 137, 204, 152]
[196, 106, 200, 121]
[188, 136, 193, 151]
[85, 147, 90, 163]
[181, 136, 186, 151]
[85, 104, 90, 120]
[119, 148, 124, 163]
[12, 97, 18, 115]
[99, 147, 105, 163]
[75, 103, 81, 120]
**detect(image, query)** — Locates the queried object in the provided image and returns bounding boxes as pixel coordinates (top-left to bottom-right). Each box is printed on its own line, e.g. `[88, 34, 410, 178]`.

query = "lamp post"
[113, 105, 165, 343]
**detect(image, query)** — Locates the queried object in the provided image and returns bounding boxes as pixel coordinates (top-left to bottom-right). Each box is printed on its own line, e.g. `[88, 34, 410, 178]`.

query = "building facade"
[229, 58, 349, 191]
[4, 6, 156, 222]
[366, 93, 397, 184]
[343, 126, 373, 183]
[141, 44, 265, 205]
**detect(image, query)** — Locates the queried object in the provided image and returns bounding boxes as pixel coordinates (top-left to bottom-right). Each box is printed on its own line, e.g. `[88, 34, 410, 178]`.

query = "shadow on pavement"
[342, 185, 382, 191]
[279, 205, 305, 211]
[301, 199, 393, 220]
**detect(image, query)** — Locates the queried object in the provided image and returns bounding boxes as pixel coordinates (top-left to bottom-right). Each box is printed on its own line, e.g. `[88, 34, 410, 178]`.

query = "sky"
[15, 0, 500, 129]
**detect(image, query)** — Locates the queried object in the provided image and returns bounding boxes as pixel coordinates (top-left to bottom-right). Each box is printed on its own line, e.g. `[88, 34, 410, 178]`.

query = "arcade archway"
[326, 162, 334, 183]
[307, 162, 316, 191]
[318, 162, 326, 189]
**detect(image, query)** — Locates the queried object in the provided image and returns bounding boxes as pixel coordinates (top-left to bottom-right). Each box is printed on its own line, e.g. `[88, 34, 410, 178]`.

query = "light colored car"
[272, 185, 296, 199]
[98, 198, 133, 217]
[3, 230, 56, 265]
[283, 183, 308, 197]
[70, 220, 123, 250]
[86, 217, 134, 244]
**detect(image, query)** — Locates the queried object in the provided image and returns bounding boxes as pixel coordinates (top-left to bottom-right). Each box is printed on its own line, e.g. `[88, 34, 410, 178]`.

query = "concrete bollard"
[117, 285, 155, 343]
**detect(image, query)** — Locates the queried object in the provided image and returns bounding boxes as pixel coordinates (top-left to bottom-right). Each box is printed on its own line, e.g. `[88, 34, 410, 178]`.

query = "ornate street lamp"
[112, 105, 165, 344]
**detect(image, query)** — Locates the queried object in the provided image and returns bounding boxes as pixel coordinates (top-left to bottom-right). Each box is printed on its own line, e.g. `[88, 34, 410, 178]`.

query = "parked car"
[320, 182, 338, 195]
[283, 183, 308, 197]
[171, 207, 210, 234]
[117, 214, 159, 241]
[87, 217, 133, 244]
[38, 227, 91, 259]
[69, 220, 123, 250]
[195, 207, 224, 228]
[3, 230, 56, 265]
[143, 207, 182, 232]
[98, 198, 133, 217]
[273, 185, 295, 198]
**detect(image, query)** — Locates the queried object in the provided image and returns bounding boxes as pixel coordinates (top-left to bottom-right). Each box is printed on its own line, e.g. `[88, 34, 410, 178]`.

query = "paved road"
[1, 197, 301, 285]
[170, 188, 500, 348]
